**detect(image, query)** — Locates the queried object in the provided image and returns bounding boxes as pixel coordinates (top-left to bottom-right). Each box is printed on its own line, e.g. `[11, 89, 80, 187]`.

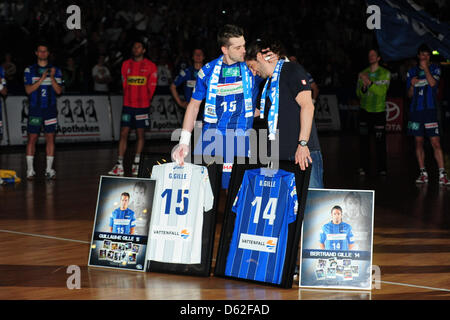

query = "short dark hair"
[417, 43, 431, 55]
[245, 38, 284, 61]
[217, 24, 244, 47]
[36, 41, 50, 51]
[331, 205, 343, 214]
[121, 192, 130, 199]
[369, 48, 381, 57]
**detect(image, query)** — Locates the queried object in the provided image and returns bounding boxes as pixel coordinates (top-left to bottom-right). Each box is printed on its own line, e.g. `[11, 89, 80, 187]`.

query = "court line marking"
[380, 280, 450, 293]
[1, 229, 449, 293]
[0, 229, 90, 244]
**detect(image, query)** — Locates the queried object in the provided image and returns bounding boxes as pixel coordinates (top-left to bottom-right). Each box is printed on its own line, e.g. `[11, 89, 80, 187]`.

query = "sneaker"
[108, 163, 124, 176]
[358, 168, 366, 176]
[45, 169, 56, 180]
[26, 169, 36, 180]
[415, 171, 428, 184]
[132, 163, 139, 176]
[439, 173, 450, 186]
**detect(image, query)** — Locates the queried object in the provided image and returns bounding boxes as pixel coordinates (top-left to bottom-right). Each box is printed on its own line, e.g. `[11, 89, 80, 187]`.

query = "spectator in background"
[92, 55, 111, 93]
[2, 53, 17, 88]
[170, 48, 205, 109]
[156, 49, 173, 87]
[62, 57, 83, 93]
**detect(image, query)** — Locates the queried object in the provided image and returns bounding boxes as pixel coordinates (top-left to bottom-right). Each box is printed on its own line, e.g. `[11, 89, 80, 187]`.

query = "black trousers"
[359, 109, 387, 173]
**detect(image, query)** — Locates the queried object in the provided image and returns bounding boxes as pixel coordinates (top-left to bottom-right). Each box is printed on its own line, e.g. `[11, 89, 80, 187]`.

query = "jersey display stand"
[138, 152, 221, 277]
[214, 158, 311, 288]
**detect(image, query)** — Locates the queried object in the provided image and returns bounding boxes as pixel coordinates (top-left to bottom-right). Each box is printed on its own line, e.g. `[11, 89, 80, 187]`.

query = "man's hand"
[359, 72, 370, 87]
[171, 144, 189, 166]
[410, 76, 419, 86]
[419, 60, 429, 71]
[50, 67, 56, 79]
[41, 69, 49, 81]
[295, 145, 312, 171]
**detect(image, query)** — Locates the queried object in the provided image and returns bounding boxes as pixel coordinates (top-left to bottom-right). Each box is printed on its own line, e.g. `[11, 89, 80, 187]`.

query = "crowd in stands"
[0, 0, 448, 101]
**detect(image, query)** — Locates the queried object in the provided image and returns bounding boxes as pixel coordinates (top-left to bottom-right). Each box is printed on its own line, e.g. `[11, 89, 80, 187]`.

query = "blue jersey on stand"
[319, 221, 354, 251]
[24, 64, 63, 109]
[225, 168, 298, 284]
[109, 208, 136, 234]
[406, 64, 440, 112]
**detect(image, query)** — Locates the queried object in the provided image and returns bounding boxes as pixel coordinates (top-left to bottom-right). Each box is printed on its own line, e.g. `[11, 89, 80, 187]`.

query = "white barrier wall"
[4, 95, 113, 145]
[315, 95, 341, 131]
[2, 94, 184, 145]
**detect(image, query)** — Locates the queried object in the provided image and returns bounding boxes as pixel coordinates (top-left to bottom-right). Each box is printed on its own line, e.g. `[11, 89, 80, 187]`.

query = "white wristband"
[0, 84, 3, 91]
[179, 129, 191, 146]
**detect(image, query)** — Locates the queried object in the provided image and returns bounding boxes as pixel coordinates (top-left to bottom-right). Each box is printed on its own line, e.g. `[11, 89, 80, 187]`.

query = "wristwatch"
[298, 140, 308, 147]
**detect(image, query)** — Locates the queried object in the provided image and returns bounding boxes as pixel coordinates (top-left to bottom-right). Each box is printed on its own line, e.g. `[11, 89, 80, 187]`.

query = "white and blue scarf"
[203, 55, 253, 123]
[260, 59, 284, 140]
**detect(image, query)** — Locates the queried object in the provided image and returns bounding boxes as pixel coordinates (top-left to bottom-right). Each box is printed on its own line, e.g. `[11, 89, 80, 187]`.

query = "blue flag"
[367, 0, 450, 61]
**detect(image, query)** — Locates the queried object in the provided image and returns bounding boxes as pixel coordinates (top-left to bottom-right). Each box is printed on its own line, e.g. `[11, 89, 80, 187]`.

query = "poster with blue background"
[88, 176, 156, 272]
[300, 189, 374, 290]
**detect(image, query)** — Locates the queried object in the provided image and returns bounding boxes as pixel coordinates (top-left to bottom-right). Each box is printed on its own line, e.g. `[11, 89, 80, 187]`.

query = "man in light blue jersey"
[225, 168, 298, 284]
[109, 192, 136, 235]
[319, 206, 354, 251]
[24, 42, 63, 180]
[407, 44, 449, 185]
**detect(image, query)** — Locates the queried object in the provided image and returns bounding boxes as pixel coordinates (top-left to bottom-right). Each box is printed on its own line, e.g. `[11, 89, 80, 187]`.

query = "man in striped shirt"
[24, 42, 63, 180]
[356, 48, 390, 176]
[109, 40, 158, 176]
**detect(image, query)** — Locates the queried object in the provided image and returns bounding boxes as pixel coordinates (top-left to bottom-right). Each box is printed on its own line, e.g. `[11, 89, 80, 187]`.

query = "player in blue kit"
[0, 66, 7, 139]
[170, 48, 205, 110]
[172, 25, 266, 190]
[109, 192, 136, 235]
[24, 42, 63, 180]
[406, 43, 450, 185]
[319, 206, 355, 251]
[225, 168, 298, 284]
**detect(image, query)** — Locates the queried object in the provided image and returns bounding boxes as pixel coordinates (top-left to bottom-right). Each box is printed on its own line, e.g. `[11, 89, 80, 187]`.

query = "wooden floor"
[0, 132, 449, 300]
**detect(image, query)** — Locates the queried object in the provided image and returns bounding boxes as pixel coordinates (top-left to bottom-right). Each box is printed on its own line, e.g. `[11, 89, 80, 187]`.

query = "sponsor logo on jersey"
[186, 80, 196, 88]
[151, 225, 192, 241]
[326, 233, 347, 241]
[222, 67, 240, 77]
[29, 117, 42, 126]
[301, 79, 307, 85]
[266, 240, 277, 250]
[216, 81, 243, 96]
[127, 76, 147, 85]
[424, 122, 438, 129]
[238, 233, 278, 253]
[180, 229, 190, 239]
[113, 218, 132, 226]
[223, 163, 233, 173]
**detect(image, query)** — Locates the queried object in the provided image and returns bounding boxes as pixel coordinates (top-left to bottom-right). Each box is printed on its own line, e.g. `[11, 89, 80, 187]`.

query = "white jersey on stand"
[147, 162, 214, 264]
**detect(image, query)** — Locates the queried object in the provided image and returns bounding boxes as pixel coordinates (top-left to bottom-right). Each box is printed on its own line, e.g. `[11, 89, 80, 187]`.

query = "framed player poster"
[214, 159, 311, 288]
[299, 189, 375, 290]
[88, 176, 156, 272]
